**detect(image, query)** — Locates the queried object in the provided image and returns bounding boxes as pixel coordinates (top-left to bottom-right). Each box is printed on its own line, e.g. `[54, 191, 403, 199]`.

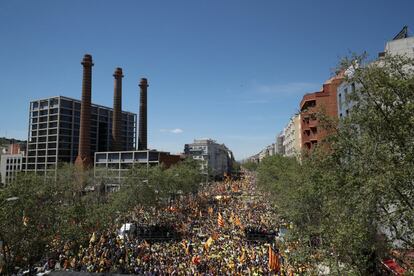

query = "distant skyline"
[1, 0, 413, 159]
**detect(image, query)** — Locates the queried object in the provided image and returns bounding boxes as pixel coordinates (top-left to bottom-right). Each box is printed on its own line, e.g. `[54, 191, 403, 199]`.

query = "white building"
[338, 27, 414, 118]
[258, 144, 275, 162]
[94, 150, 180, 189]
[275, 130, 285, 155]
[184, 139, 234, 179]
[0, 154, 24, 186]
[283, 114, 302, 158]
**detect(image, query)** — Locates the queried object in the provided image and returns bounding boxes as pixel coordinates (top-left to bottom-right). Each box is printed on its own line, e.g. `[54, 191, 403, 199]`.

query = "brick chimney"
[138, 78, 148, 150]
[112, 67, 123, 151]
[75, 54, 93, 169]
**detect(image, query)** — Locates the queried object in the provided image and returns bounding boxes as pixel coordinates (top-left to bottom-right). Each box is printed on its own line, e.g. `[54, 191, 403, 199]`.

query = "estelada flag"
[268, 245, 280, 272]
[218, 213, 225, 227]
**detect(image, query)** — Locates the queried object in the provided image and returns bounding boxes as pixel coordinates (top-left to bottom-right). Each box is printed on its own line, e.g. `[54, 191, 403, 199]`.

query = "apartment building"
[184, 139, 234, 179]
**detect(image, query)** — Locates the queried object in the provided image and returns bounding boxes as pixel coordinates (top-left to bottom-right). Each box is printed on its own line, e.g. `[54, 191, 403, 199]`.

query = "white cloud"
[170, 128, 183, 134]
[159, 128, 183, 134]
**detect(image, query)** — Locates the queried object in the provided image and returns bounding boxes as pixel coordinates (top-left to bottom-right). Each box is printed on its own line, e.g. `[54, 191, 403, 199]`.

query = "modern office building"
[283, 114, 302, 158]
[184, 139, 234, 179]
[0, 153, 23, 185]
[25, 96, 136, 175]
[94, 150, 181, 187]
[300, 74, 343, 151]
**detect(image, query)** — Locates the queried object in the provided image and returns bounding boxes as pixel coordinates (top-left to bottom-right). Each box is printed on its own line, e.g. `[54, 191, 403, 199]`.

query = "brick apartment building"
[300, 74, 343, 151]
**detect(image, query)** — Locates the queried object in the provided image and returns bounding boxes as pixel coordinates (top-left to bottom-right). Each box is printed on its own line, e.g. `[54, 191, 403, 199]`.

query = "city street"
[42, 172, 284, 274]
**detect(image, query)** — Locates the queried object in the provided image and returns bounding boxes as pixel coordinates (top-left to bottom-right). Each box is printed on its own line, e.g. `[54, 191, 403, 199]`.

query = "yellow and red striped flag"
[268, 245, 280, 272]
[238, 249, 246, 264]
[218, 212, 225, 227]
[204, 236, 214, 251]
[181, 240, 190, 255]
[234, 215, 243, 229]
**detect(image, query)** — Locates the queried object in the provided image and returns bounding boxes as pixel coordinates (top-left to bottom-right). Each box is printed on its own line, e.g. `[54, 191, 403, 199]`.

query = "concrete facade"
[258, 143, 275, 162]
[184, 139, 234, 179]
[25, 96, 136, 175]
[385, 36, 414, 58]
[94, 150, 180, 187]
[283, 114, 302, 158]
[275, 131, 285, 155]
[338, 32, 414, 119]
[0, 153, 23, 185]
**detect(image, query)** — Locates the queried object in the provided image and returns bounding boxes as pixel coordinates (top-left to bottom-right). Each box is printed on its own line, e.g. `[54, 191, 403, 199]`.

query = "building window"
[338, 93, 342, 107]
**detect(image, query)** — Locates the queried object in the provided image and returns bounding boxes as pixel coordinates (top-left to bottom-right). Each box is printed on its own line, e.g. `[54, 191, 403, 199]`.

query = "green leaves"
[0, 159, 203, 272]
[257, 54, 414, 274]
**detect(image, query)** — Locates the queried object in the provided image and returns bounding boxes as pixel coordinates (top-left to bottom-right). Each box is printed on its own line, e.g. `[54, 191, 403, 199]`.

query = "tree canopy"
[256, 54, 414, 275]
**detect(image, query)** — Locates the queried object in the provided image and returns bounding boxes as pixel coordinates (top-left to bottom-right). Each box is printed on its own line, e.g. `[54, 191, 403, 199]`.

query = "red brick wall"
[300, 75, 342, 151]
[159, 153, 181, 168]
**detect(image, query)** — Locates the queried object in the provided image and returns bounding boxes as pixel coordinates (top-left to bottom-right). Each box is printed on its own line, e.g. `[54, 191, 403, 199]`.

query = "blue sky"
[0, 0, 413, 160]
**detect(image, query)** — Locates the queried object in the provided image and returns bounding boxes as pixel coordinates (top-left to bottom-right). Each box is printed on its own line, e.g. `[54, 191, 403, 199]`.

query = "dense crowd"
[27, 172, 283, 275]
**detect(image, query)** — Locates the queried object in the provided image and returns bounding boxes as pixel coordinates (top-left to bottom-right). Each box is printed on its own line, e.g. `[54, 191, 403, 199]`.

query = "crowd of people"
[29, 171, 286, 275]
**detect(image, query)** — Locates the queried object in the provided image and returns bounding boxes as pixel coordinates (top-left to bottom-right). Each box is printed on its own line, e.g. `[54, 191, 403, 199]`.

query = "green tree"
[242, 160, 259, 171]
[256, 54, 414, 274]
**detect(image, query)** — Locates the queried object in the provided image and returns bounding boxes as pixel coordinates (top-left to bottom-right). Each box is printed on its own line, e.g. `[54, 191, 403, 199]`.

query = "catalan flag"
[218, 212, 225, 227]
[268, 245, 280, 272]
[238, 249, 246, 264]
[204, 236, 214, 251]
[234, 215, 243, 228]
[192, 255, 201, 265]
[181, 240, 190, 255]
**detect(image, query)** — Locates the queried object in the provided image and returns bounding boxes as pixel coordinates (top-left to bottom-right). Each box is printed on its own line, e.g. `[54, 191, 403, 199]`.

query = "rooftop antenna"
[393, 26, 409, 40]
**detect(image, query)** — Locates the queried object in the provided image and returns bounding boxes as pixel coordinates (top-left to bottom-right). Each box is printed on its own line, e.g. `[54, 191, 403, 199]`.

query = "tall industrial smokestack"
[112, 67, 123, 151]
[138, 78, 148, 150]
[75, 54, 94, 169]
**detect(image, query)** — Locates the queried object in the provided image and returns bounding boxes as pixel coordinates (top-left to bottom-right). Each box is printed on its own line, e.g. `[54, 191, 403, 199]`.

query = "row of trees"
[0, 158, 203, 273]
[252, 54, 414, 275]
